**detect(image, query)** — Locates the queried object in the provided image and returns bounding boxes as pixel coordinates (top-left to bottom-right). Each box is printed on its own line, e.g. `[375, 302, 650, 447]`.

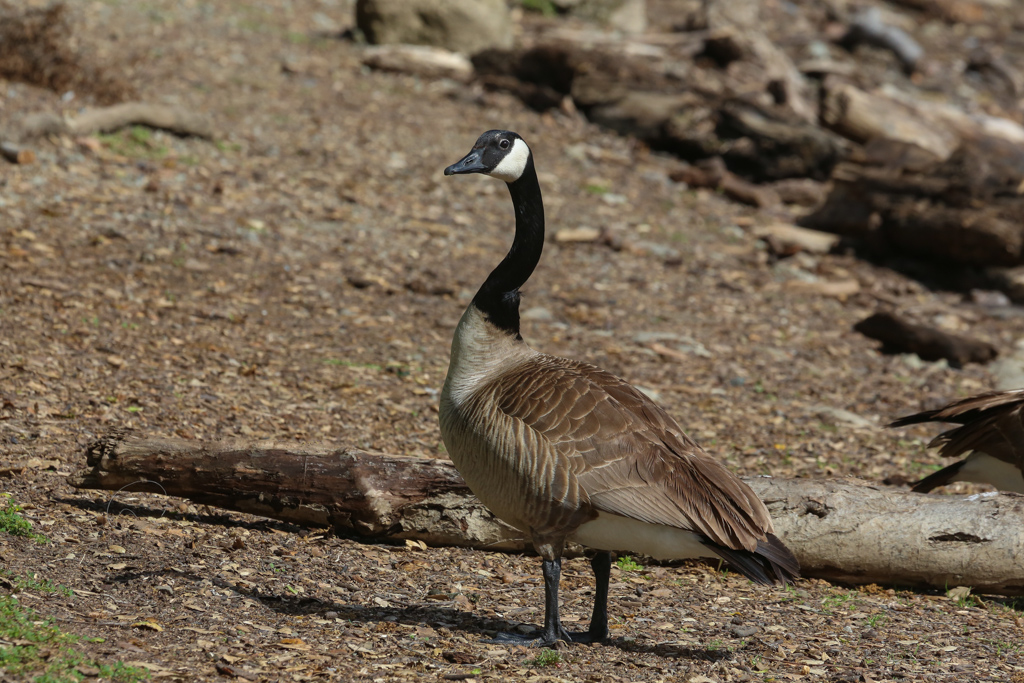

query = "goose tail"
[704, 533, 800, 586]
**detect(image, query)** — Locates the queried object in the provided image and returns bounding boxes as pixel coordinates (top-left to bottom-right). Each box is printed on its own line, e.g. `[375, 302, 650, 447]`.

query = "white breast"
[441, 305, 536, 407]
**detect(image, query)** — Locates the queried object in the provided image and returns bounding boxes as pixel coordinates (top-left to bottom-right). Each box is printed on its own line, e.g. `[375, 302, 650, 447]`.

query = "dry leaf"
[278, 638, 311, 651]
[132, 621, 163, 632]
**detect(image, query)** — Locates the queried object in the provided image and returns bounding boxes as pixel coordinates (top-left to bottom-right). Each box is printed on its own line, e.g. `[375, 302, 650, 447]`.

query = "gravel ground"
[2, 1, 1023, 681]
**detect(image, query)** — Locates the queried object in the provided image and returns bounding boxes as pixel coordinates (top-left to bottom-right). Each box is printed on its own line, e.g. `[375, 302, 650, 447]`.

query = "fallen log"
[16, 102, 214, 141]
[70, 429, 528, 552]
[821, 79, 958, 161]
[69, 431, 1024, 595]
[853, 311, 998, 368]
[802, 133, 1024, 271]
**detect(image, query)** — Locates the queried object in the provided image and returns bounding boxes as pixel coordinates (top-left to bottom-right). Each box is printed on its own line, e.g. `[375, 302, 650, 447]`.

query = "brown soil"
[1, 2, 1023, 681]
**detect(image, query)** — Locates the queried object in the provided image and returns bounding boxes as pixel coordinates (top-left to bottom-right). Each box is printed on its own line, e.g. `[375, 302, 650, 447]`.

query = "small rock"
[356, 0, 512, 54]
[754, 222, 840, 256]
[814, 405, 874, 429]
[601, 193, 627, 205]
[633, 331, 684, 344]
[983, 266, 1024, 304]
[628, 239, 681, 262]
[731, 625, 759, 638]
[786, 279, 860, 299]
[522, 307, 554, 321]
[967, 289, 1010, 307]
[560, 0, 648, 34]
[990, 341, 1024, 390]
[555, 227, 601, 243]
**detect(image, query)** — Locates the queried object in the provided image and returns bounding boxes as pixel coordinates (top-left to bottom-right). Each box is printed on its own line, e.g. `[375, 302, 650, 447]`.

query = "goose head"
[444, 130, 532, 183]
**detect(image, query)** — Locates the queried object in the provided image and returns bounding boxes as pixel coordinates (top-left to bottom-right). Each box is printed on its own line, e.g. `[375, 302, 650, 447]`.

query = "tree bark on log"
[70, 429, 529, 553]
[69, 431, 1024, 595]
[821, 79, 958, 161]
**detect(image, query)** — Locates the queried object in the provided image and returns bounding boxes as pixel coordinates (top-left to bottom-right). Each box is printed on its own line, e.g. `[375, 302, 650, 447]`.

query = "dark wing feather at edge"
[889, 390, 1024, 428]
[910, 461, 967, 493]
[890, 389, 1024, 466]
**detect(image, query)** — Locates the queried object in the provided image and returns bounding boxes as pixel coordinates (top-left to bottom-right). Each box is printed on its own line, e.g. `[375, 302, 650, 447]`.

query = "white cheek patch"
[489, 138, 530, 182]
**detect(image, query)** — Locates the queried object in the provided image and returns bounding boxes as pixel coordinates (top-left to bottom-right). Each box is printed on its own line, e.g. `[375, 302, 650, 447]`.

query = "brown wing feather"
[489, 354, 775, 553]
[890, 389, 1024, 467]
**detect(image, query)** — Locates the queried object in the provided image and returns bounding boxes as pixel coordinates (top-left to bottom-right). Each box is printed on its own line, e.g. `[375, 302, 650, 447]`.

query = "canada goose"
[890, 389, 1024, 494]
[438, 130, 798, 647]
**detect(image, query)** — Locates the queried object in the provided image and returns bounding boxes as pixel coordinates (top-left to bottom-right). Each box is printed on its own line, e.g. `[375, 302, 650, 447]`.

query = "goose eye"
[499, 139, 510, 150]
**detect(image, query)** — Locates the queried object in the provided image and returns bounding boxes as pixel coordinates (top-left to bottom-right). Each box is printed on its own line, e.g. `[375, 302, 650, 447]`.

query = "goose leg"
[579, 551, 611, 643]
[488, 557, 573, 647]
[488, 554, 611, 646]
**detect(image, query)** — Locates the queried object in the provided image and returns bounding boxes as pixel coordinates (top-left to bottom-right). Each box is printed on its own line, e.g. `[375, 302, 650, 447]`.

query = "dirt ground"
[2, 1, 1024, 681]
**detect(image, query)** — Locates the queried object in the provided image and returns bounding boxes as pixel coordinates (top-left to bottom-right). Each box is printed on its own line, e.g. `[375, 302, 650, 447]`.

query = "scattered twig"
[0, 141, 34, 164]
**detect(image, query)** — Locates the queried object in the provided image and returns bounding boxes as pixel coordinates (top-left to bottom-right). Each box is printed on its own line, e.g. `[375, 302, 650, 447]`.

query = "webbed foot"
[486, 627, 604, 647]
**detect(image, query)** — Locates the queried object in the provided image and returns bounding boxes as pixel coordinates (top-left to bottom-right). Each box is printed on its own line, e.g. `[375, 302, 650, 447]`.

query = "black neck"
[472, 156, 544, 336]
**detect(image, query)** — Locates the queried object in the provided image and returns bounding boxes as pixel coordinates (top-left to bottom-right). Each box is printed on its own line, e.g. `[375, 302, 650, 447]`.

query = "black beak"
[444, 150, 487, 176]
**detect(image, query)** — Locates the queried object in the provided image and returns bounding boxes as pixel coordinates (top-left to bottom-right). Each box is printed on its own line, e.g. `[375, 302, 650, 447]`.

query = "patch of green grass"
[0, 595, 147, 682]
[98, 126, 168, 159]
[956, 593, 983, 609]
[865, 613, 886, 629]
[616, 555, 643, 572]
[0, 497, 48, 544]
[982, 638, 1021, 657]
[215, 140, 242, 153]
[525, 648, 561, 667]
[584, 183, 610, 195]
[821, 591, 859, 614]
[520, 0, 557, 16]
[1, 569, 73, 598]
[323, 359, 383, 371]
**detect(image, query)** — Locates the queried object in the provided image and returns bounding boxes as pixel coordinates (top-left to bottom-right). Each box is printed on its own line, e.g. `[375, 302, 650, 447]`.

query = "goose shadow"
[102, 565, 735, 660]
[218, 577, 738, 660]
[67, 494, 737, 659]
